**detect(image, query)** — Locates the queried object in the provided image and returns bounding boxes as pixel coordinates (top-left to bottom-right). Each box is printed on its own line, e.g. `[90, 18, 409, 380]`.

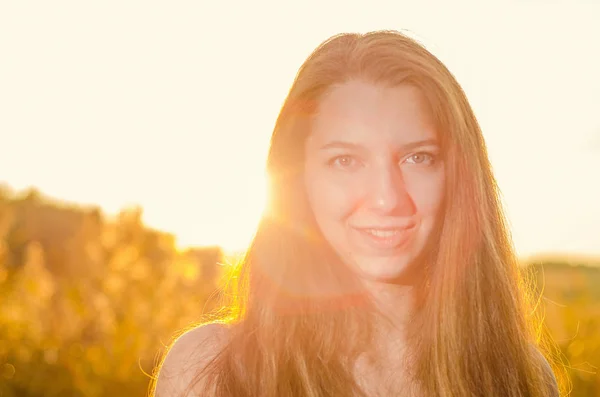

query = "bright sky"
[1, 1, 599, 257]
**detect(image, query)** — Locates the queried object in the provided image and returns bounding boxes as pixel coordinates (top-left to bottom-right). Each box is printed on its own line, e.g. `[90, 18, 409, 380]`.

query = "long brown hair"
[195, 30, 561, 396]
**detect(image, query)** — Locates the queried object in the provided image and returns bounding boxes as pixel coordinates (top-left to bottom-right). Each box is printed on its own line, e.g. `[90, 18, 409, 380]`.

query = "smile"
[362, 228, 405, 237]
[352, 225, 416, 251]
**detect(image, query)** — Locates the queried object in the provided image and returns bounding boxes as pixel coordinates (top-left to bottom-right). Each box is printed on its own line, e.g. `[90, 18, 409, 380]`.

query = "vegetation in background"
[0, 185, 598, 396]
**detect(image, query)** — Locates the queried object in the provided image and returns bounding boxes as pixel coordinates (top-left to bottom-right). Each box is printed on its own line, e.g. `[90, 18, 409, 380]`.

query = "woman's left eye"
[404, 152, 436, 165]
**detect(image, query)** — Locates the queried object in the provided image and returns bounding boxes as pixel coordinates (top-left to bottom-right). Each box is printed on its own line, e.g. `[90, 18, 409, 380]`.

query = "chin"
[352, 255, 422, 285]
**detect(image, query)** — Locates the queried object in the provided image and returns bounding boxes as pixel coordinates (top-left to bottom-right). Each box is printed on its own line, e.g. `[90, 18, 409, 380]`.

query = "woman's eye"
[404, 152, 436, 165]
[329, 155, 360, 169]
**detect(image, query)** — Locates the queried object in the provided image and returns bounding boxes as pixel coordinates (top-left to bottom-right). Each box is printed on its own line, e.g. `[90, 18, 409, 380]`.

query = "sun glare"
[167, 171, 269, 253]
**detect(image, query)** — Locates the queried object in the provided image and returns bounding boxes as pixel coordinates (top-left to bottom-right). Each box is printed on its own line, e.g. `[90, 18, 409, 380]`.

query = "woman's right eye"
[328, 155, 360, 170]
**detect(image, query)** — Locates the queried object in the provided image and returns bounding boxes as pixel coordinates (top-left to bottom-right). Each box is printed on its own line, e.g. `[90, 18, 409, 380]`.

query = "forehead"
[308, 80, 437, 148]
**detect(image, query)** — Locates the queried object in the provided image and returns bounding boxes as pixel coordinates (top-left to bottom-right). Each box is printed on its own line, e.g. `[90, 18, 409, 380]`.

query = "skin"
[304, 80, 446, 285]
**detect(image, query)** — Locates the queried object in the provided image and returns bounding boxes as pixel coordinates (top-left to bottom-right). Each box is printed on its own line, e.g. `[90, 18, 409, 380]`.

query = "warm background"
[0, 187, 598, 396]
[1, 0, 598, 396]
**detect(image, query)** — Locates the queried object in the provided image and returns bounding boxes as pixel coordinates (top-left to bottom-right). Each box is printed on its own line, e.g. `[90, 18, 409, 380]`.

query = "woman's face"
[304, 80, 445, 282]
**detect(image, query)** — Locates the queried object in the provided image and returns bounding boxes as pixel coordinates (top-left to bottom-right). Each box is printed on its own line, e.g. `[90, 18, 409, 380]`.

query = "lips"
[352, 225, 415, 251]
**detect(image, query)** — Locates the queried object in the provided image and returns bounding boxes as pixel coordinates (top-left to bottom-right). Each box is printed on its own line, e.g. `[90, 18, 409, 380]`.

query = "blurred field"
[0, 185, 598, 396]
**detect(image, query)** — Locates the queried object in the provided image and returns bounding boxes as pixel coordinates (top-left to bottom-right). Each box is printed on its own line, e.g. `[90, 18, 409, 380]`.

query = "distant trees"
[0, 185, 226, 397]
[526, 262, 600, 396]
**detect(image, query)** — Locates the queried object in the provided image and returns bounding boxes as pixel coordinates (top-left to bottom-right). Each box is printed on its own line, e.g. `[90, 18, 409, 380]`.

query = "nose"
[367, 164, 414, 215]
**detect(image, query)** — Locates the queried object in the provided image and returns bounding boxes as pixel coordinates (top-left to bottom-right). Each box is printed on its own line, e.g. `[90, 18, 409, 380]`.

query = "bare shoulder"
[154, 323, 229, 397]
[530, 345, 560, 397]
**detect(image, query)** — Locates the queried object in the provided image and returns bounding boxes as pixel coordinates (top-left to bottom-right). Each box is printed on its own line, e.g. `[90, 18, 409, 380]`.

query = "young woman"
[153, 30, 560, 397]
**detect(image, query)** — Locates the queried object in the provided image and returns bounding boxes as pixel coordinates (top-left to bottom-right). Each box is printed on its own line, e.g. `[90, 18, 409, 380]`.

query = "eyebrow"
[319, 138, 440, 151]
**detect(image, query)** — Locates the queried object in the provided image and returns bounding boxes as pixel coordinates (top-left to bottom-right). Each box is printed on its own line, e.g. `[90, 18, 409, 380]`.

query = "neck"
[354, 279, 417, 369]
[351, 280, 418, 393]
[364, 279, 416, 331]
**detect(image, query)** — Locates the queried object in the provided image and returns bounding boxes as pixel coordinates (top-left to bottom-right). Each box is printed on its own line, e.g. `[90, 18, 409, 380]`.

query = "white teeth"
[364, 229, 401, 238]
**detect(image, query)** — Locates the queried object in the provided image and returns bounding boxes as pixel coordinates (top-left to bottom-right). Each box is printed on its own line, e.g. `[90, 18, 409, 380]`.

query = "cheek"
[405, 171, 445, 216]
[305, 171, 361, 223]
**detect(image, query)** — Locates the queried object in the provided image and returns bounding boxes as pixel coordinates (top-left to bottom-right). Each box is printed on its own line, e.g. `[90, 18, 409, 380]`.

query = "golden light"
[166, 170, 270, 253]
